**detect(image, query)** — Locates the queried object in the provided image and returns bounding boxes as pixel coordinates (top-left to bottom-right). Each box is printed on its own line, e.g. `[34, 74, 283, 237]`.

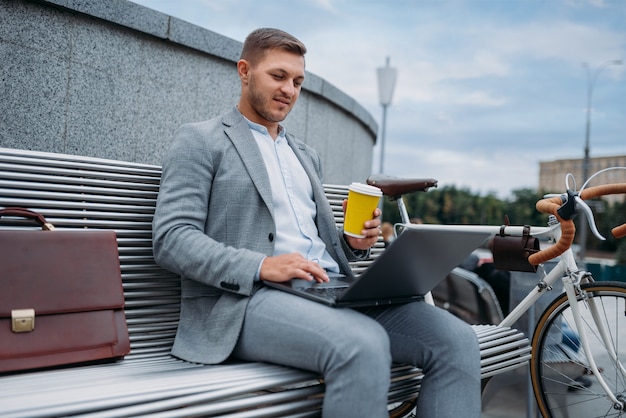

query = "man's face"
[239, 49, 305, 127]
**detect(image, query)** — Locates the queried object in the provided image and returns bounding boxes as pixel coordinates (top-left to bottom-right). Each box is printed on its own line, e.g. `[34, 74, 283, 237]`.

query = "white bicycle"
[369, 168, 626, 418]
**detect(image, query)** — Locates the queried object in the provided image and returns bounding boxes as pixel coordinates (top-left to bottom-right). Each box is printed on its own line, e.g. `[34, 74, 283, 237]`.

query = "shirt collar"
[243, 116, 286, 140]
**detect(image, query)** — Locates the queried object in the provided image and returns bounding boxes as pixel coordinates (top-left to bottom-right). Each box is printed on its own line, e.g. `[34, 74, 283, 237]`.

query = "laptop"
[264, 227, 491, 307]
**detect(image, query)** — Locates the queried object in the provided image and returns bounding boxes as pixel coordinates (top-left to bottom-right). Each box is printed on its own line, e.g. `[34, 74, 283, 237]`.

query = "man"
[153, 28, 480, 417]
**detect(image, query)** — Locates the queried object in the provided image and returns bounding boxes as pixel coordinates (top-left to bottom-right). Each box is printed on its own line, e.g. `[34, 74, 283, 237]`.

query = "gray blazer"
[153, 108, 358, 364]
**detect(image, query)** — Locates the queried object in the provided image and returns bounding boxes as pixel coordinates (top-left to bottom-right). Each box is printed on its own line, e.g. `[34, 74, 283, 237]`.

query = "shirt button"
[268, 233, 274, 242]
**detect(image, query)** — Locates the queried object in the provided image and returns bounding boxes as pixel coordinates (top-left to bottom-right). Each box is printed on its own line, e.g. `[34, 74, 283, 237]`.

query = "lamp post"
[578, 59, 622, 262]
[377, 57, 397, 173]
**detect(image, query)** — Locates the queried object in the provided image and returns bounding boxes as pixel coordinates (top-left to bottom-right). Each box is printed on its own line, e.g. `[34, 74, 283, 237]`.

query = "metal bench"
[0, 147, 531, 417]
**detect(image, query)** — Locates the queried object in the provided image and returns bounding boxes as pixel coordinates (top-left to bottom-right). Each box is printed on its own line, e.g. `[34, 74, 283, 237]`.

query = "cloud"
[485, 21, 625, 66]
[564, 0, 609, 9]
[129, 0, 626, 198]
[381, 144, 541, 198]
[307, 0, 340, 13]
[454, 91, 508, 106]
[304, 7, 625, 107]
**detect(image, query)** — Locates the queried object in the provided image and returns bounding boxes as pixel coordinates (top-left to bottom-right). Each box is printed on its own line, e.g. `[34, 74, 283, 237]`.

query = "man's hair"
[240, 28, 307, 66]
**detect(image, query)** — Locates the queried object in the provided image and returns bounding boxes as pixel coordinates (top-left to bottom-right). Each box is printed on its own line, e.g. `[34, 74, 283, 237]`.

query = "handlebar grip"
[534, 196, 563, 215]
[528, 196, 574, 265]
[529, 182, 626, 265]
[528, 218, 575, 265]
[580, 183, 626, 200]
[613, 224, 626, 239]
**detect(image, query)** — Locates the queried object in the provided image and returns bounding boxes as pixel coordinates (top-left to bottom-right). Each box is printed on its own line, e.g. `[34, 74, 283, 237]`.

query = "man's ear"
[237, 59, 250, 83]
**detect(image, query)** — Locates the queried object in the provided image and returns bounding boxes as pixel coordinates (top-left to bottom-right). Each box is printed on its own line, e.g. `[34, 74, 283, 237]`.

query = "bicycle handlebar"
[528, 183, 626, 265]
[581, 184, 626, 240]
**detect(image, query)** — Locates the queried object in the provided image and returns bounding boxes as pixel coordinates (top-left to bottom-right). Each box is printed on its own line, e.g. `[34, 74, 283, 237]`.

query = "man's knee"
[434, 318, 480, 374]
[456, 321, 479, 351]
[413, 312, 479, 373]
[429, 308, 475, 343]
[326, 319, 391, 375]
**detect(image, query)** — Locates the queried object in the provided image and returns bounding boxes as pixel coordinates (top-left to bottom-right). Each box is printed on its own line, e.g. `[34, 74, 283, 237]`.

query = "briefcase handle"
[0, 207, 56, 230]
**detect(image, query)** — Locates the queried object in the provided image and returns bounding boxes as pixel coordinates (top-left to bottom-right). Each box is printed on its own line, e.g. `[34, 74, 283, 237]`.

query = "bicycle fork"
[563, 262, 626, 411]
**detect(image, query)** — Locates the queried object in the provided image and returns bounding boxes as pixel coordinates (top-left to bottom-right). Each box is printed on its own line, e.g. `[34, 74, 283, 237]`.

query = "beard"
[247, 77, 292, 123]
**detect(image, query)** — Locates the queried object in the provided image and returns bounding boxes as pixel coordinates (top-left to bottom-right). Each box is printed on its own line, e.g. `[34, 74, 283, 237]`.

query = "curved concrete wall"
[0, 0, 378, 184]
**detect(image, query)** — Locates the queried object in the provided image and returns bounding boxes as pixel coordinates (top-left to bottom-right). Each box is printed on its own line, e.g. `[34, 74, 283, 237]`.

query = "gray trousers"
[232, 287, 481, 418]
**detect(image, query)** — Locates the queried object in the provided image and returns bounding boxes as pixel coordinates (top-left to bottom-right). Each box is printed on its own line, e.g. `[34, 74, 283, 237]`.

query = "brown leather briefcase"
[0, 207, 130, 373]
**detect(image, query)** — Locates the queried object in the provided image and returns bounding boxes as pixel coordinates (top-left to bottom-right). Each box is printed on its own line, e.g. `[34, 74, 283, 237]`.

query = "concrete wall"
[0, 0, 378, 184]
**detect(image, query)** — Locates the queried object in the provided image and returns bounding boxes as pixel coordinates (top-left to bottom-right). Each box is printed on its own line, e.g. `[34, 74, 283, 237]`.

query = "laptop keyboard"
[304, 286, 346, 298]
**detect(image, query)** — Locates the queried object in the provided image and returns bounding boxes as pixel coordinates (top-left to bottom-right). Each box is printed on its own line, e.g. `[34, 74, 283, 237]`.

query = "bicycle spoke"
[531, 283, 626, 418]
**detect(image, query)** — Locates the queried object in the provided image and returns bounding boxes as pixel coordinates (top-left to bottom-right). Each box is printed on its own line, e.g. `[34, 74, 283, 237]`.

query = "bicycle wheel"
[531, 281, 626, 418]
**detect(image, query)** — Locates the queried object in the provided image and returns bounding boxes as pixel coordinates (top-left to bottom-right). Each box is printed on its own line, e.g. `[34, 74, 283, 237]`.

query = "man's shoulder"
[180, 108, 241, 133]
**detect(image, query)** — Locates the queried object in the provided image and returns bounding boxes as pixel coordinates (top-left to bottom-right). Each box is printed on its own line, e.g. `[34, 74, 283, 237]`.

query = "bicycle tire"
[388, 398, 418, 418]
[530, 281, 626, 418]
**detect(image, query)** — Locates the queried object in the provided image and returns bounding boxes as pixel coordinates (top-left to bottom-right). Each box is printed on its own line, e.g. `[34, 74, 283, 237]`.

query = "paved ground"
[481, 292, 626, 418]
[481, 365, 538, 418]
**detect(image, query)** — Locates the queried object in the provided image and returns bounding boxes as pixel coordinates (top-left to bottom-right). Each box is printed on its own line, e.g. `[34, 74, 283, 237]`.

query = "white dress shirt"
[246, 119, 340, 274]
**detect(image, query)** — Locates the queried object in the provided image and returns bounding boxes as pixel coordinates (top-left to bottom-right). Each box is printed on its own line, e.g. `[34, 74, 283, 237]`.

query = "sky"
[130, 0, 625, 199]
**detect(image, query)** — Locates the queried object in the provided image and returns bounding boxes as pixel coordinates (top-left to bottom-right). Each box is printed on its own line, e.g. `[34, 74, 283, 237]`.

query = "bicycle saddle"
[366, 175, 438, 197]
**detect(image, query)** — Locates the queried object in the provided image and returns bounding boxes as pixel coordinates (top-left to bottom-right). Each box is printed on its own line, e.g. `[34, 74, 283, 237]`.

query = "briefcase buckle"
[11, 309, 35, 333]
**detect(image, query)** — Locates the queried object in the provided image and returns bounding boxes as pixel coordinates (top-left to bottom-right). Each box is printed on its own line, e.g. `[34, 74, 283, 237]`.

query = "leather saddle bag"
[0, 207, 130, 373]
[492, 224, 540, 273]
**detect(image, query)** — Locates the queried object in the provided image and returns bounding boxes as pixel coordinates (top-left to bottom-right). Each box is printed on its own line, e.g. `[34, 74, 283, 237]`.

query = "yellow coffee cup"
[343, 182, 382, 238]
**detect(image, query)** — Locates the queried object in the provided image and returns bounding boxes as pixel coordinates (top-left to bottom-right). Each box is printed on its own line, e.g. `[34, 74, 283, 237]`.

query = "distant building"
[539, 155, 626, 205]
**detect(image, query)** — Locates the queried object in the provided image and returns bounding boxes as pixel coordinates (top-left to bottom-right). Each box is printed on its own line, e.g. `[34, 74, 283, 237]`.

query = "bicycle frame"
[395, 208, 626, 408]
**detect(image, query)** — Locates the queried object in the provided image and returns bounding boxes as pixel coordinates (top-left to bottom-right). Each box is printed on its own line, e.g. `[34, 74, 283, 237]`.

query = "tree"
[382, 186, 543, 227]
[381, 185, 623, 259]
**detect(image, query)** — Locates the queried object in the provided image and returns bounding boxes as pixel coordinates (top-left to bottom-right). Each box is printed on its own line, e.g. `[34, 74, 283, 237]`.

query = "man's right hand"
[260, 253, 329, 283]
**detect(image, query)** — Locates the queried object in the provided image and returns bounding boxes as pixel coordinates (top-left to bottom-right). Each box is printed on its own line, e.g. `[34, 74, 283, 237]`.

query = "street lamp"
[578, 59, 622, 262]
[377, 57, 397, 173]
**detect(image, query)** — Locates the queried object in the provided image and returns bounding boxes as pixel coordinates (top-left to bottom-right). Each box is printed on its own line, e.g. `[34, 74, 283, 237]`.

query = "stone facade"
[0, 0, 378, 184]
